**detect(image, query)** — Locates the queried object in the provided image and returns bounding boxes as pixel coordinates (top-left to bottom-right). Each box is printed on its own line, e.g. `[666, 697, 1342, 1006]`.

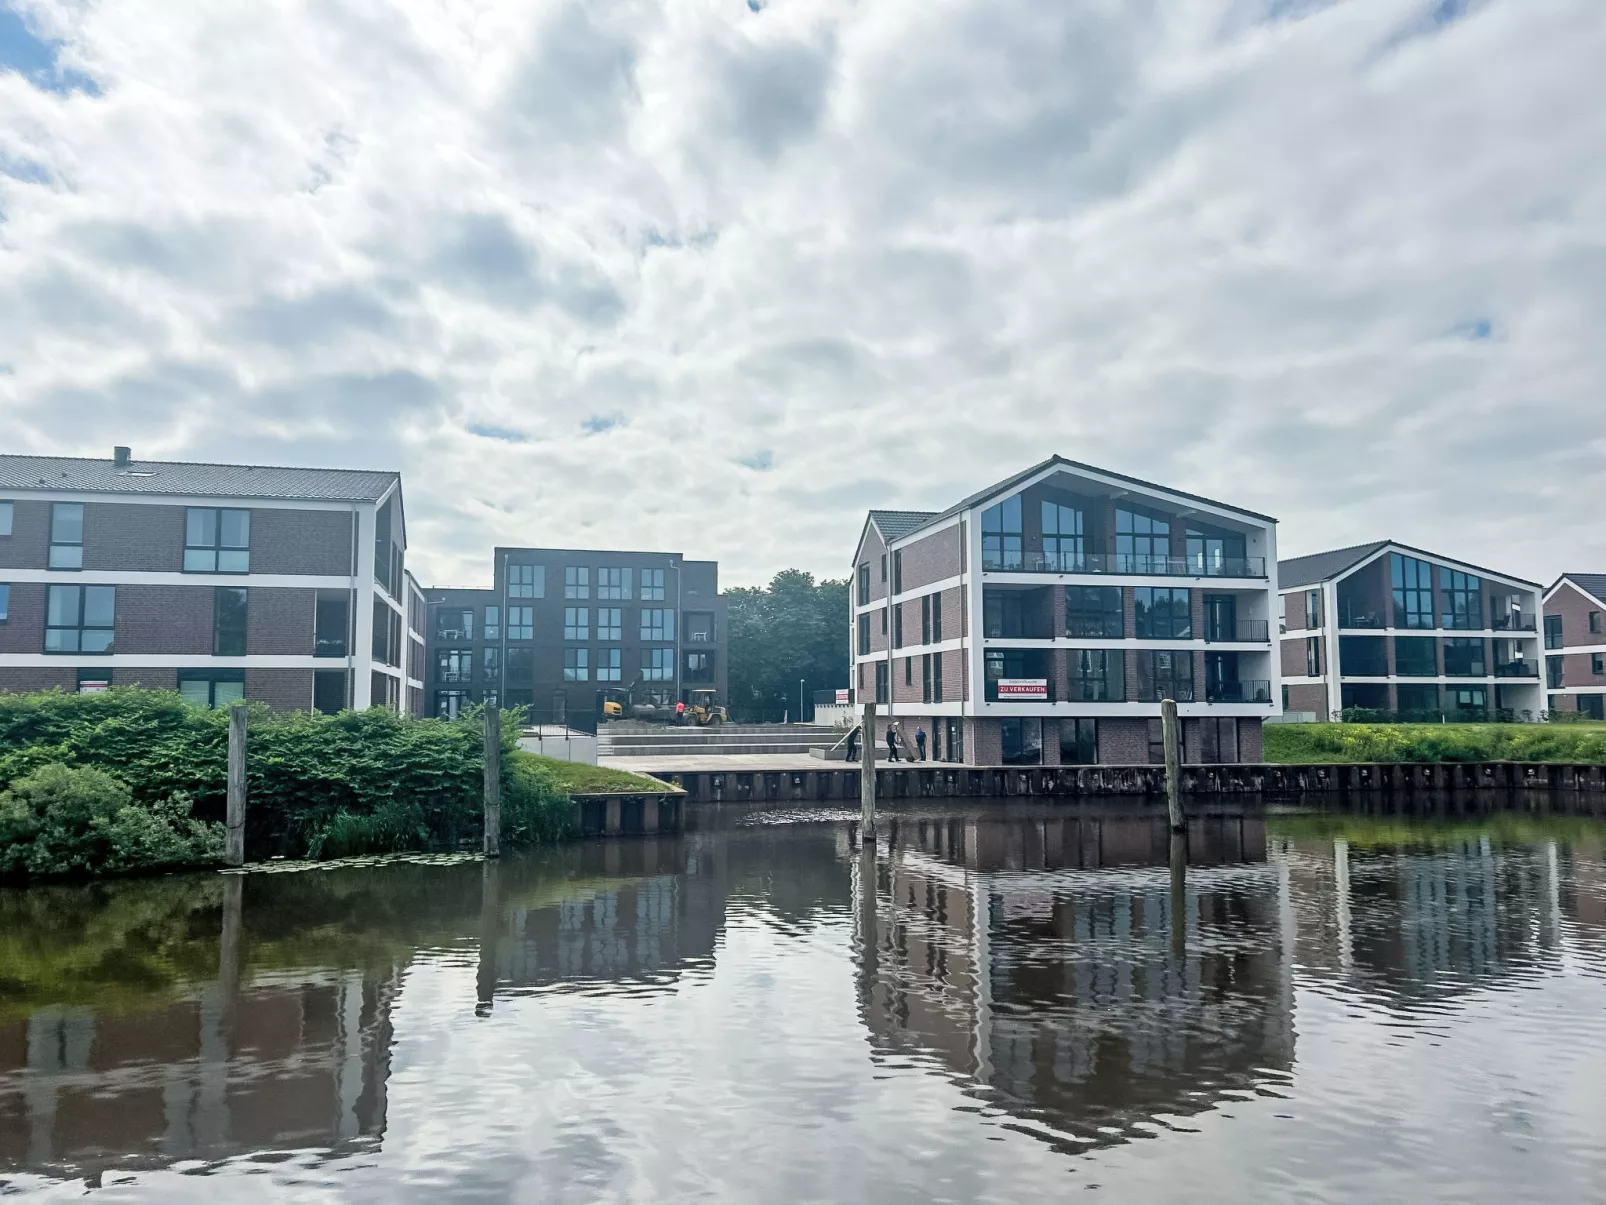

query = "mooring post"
[226, 703, 247, 867]
[859, 700, 877, 842]
[475, 857, 501, 1017]
[483, 703, 502, 859]
[1161, 697, 1184, 833]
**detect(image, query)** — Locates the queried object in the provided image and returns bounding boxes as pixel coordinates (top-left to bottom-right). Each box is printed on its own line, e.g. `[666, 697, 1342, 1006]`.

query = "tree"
[725, 570, 850, 722]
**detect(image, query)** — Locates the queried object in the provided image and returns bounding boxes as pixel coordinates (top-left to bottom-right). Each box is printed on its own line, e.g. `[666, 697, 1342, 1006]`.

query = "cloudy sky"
[1, 0, 1602, 590]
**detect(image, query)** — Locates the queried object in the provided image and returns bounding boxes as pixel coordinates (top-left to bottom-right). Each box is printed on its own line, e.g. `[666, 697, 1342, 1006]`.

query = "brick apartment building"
[0, 449, 421, 713]
[1543, 573, 1606, 720]
[850, 456, 1280, 766]
[1278, 541, 1543, 721]
[423, 547, 726, 725]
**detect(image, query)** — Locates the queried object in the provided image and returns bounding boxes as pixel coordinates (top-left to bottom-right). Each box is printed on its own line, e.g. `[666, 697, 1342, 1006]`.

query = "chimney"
[113, 446, 131, 468]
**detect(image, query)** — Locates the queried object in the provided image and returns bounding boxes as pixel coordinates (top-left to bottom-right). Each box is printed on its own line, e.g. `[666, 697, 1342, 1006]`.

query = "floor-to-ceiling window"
[1117, 509, 1171, 574]
[1391, 554, 1435, 628]
[1440, 569, 1483, 630]
[1041, 501, 1084, 571]
[981, 496, 1023, 570]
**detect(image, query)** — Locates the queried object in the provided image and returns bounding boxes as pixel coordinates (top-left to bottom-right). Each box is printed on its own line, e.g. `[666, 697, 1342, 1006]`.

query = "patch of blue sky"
[0, 6, 99, 95]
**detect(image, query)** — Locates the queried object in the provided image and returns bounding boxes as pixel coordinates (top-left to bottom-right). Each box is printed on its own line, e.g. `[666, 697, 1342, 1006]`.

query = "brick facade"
[1286, 683, 1328, 716]
[0, 584, 46, 654]
[83, 503, 186, 572]
[114, 587, 215, 655]
[247, 588, 317, 656]
[896, 524, 961, 593]
[0, 500, 49, 570]
[252, 508, 356, 577]
[246, 669, 315, 712]
[0, 668, 76, 693]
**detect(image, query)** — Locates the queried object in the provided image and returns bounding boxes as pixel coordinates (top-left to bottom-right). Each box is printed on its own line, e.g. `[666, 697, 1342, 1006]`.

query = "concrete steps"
[598, 723, 845, 758]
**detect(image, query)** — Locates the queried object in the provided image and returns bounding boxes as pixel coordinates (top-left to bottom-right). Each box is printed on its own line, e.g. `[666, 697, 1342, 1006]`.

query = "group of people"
[842, 721, 927, 762]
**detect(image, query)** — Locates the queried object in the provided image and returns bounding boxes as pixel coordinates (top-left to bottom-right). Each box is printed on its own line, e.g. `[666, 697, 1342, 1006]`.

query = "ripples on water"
[1, 800, 1604, 1202]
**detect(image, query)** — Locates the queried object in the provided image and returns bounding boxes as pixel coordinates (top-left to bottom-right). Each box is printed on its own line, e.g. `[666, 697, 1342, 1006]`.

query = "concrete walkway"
[599, 752, 971, 773]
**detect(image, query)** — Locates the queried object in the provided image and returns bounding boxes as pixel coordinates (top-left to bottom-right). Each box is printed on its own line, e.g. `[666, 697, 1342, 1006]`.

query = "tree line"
[724, 569, 850, 723]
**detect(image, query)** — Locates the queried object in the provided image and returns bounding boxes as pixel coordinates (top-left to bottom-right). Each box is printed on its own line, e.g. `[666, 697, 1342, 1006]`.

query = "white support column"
[352, 503, 377, 710]
[1323, 579, 1343, 719]
[965, 515, 985, 716]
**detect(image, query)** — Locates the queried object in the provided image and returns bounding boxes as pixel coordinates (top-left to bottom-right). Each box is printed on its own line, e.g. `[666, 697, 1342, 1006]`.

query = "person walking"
[844, 725, 860, 763]
[914, 726, 927, 761]
[886, 722, 902, 762]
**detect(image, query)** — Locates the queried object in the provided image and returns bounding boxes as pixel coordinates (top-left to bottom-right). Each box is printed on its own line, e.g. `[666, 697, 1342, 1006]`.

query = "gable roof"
[1279, 540, 1540, 590]
[895, 455, 1276, 545]
[869, 509, 940, 542]
[1548, 573, 1606, 607]
[0, 454, 399, 503]
[1277, 541, 1390, 589]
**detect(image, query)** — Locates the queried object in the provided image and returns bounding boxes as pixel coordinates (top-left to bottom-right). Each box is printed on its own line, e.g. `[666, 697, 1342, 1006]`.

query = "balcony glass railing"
[1491, 613, 1537, 632]
[1337, 610, 1387, 629]
[1206, 680, 1273, 703]
[984, 552, 1266, 579]
[1494, 662, 1539, 678]
[1204, 620, 1270, 643]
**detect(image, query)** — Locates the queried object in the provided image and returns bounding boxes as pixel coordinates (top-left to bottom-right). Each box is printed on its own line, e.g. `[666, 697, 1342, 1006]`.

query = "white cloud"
[2, 0, 1604, 588]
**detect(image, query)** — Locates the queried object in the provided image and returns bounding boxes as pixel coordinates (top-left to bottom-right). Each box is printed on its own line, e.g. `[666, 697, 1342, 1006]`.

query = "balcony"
[1492, 613, 1537, 633]
[1204, 620, 1271, 643]
[984, 552, 1267, 579]
[1494, 662, 1539, 678]
[1206, 679, 1273, 704]
[1337, 609, 1387, 629]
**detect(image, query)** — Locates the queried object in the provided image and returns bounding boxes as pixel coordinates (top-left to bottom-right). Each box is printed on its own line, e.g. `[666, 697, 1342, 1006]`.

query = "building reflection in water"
[0, 835, 725, 1179]
[852, 809, 1295, 1151]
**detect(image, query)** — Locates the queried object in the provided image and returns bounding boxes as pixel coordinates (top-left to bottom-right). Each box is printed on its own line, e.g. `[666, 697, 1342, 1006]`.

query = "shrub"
[0, 763, 223, 879]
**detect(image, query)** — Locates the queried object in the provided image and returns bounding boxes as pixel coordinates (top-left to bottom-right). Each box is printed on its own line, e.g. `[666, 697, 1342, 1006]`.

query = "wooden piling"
[859, 701, 877, 842]
[225, 703, 247, 867]
[1169, 829, 1187, 957]
[483, 703, 502, 859]
[1161, 697, 1184, 833]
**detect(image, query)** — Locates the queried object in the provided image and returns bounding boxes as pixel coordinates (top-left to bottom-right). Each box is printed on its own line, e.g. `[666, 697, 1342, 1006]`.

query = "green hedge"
[0, 689, 575, 879]
[1264, 721, 1606, 765]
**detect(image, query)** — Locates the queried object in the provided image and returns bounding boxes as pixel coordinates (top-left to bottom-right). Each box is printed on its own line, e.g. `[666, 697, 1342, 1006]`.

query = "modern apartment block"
[423, 548, 726, 724]
[849, 456, 1280, 766]
[1278, 541, 1543, 721]
[1542, 574, 1606, 720]
[0, 449, 420, 714]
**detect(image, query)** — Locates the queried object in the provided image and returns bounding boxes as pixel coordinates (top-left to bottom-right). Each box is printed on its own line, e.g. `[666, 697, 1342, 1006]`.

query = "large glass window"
[1391, 554, 1434, 629]
[563, 648, 590, 681]
[1305, 637, 1321, 677]
[0, 500, 12, 536]
[1448, 685, 1487, 713]
[435, 608, 473, 640]
[597, 607, 622, 640]
[597, 567, 632, 600]
[1440, 569, 1483, 630]
[506, 647, 534, 683]
[482, 647, 500, 682]
[213, 587, 248, 656]
[597, 647, 622, 682]
[1134, 587, 1191, 639]
[436, 648, 472, 683]
[1066, 586, 1122, 638]
[1060, 718, 1098, 765]
[641, 568, 666, 601]
[1547, 656, 1564, 689]
[1443, 638, 1486, 677]
[0, 583, 9, 623]
[685, 651, 715, 683]
[857, 613, 870, 656]
[45, 585, 114, 653]
[563, 607, 589, 641]
[184, 508, 250, 573]
[484, 605, 501, 641]
[1544, 614, 1563, 650]
[685, 612, 714, 643]
[1306, 590, 1321, 630]
[983, 590, 1025, 638]
[980, 495, 1023, 570]
[1134, 650, 1192, 701]
[1187, 526, 1245, 575]
[435, 690, 470, 720]
[641, 608, 675, 641]
[984, 649, 1050, 700]
[49, 502, 84, 570]
[564, 566, 590, 599]
[1068, 649, 1124, 701]
[857, 563, 870, 606]
[179, 670, 245, 709]
[508, 563, 543, 598]
[1339, 635, 1388, 676]
[315, 595, 348, 656]
[642, 647, 674, 681]
[1116, 509, 1170, 573]
[314, 670, 346, 715]
[1041, 501, 1083, 571]
[507, 606, 533, 640]
[1394, 636, 1437, 677]
[1396, 683, 1439, 716]
[999, 718, 1043, 766]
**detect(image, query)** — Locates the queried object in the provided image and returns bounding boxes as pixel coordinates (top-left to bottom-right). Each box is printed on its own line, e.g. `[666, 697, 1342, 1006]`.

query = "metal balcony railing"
[1206, 679, 1273, 703]
[1494, 662, 1539, 678]
[1491, 613, 1537, 632]
[984, 552, 1267, 579]
[1204, 620, 1271, 643]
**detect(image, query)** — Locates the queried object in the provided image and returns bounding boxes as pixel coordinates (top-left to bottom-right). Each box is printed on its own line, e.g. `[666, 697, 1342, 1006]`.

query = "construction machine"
[684, 689, 728, 726]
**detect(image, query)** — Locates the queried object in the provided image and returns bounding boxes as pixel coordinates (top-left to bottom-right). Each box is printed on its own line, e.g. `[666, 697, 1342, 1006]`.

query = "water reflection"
[0, 804, 1603, 1200]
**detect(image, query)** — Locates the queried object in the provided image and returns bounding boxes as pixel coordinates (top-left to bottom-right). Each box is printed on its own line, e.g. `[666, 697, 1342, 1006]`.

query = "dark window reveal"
[45, 585, 114, 653]
[185, 508, 250, 573]
[213, 587, 248, 656]
[49, 503, 84, 570]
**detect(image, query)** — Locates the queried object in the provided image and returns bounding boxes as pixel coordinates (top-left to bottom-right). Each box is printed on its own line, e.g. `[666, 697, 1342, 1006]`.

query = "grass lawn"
[514, 752, 674, 794]
[1264, 721, 1606, 765]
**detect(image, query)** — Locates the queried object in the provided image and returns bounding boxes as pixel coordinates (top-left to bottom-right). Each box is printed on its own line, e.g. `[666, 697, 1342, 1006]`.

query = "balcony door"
[1205, 652, 1240, 701]
[1204, 595, 1237, 642]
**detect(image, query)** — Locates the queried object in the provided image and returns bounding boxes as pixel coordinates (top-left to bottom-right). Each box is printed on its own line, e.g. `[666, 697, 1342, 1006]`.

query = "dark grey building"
[424, 547, 727, 725]
[0, 448, 419, 714]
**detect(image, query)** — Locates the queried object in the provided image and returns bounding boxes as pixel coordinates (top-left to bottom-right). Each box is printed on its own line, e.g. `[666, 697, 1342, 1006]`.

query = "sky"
[1, 0, 1603, 591]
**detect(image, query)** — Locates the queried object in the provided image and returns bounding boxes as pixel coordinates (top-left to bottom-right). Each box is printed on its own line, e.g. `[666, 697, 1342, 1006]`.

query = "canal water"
[2, 801, 1604, 1202]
